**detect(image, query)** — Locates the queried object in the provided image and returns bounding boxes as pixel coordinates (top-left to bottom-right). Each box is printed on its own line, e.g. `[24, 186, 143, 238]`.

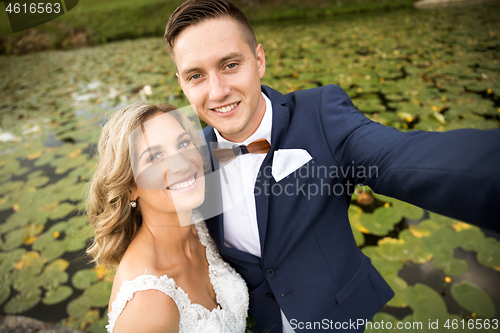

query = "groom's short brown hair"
[165, 0, 257, 57]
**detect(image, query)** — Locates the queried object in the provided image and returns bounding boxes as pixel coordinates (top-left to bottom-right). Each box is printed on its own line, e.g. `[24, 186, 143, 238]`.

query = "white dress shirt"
[214, 93, 295, 333]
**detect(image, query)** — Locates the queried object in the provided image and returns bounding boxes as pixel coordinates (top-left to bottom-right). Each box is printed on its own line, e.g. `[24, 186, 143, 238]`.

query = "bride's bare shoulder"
[109, 252, 179, 332]
[112, 288, 180, 333]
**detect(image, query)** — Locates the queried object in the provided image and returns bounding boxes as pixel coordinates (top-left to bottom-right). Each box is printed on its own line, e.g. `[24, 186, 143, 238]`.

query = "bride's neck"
[136, 209, 197, 263]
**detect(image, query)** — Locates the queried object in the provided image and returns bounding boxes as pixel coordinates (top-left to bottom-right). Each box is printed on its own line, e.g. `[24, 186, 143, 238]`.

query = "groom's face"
[172, 17, 266, 143]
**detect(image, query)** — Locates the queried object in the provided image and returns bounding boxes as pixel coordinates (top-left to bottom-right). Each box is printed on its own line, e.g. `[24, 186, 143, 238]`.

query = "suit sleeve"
[318, 84, 500, 231]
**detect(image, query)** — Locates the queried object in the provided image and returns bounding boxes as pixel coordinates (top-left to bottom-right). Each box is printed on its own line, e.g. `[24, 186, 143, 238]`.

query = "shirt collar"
[214, 92, 273, 146]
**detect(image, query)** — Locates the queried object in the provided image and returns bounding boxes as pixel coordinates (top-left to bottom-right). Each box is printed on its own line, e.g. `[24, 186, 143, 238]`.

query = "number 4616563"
[5, 2, 61, 14]
[444, 319, 498, 330]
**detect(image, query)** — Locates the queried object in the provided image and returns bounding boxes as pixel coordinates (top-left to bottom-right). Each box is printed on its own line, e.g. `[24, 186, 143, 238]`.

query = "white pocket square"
[272, 149, 313, 182]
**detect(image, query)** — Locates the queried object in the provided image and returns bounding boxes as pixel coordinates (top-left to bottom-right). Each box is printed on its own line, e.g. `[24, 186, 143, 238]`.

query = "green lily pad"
[0, 248, 26, 276]
[404, 283, 461, 333]
[374, 206, 402, 224]
[391, 200, 424, 220]
[384, 274, 408, 307]
[365, 312, 398, 333]
[400, 314, 419, 333]
[359, 206, 402, 236]
[13, 271, 41, 292]
[25, 176, 51, 189]
[451, 282, 495, 318]
[455, 223, 484, 252]
[40, 240, 66, 261]
[33, 223, 67, 251]
[432, 254, 468, 277]
[377, 237, 406, 262]
[83, 281, 113, 307]
[49, 202, 77, 220]
[398, 230, 432, 264]
[0, 180, 24, 196]
[67, 295, 92, 318]
[477, 237, 500, 268]
[362, 246, 404, 276]
[88, 318, 109, 333]
[43, 285, 73, 305]
[45, 258, 70, 272]
[13, 166, 30, 177]
[1, 228, 26, 251]
[4, 287, 42, 314]
[0, 284, 11, 306]
[72, 269, 99, 290]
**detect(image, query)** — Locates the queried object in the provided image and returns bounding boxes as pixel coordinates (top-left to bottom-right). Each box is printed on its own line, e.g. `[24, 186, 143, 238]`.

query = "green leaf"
[362, 246, 404, 276]
[67, 295, 92, 318]
[49, 202, 76, 220]
[392, 200, 424, 220]
[404, 284, 461, 333]
[83, 281, 113, 307]
[384, 274, 408, 307]
[0, 284, 11, 306]
[451, 282, 495, 318]
[374, 206, 403, 225]
[477, 237, 500, 268]
[72, 269, 98, 290]
[376, 237, 406, 262]
[43, 285, 73, 305]
[4, 287, 42, 314]
[432, 254, 468, 277]
[40, 240, 66, 261]
[365, 312, 398, 333]
[2, 228, 26, 251]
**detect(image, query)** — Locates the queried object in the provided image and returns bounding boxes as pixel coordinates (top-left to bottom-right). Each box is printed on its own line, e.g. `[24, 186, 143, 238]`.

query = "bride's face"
[131, 112, 205, 219]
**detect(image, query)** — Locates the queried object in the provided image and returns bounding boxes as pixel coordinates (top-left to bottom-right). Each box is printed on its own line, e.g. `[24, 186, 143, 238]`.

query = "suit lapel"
[255, 85, 291, 253]
[202, 126, 261, 264]
[203, 86, 291, 258]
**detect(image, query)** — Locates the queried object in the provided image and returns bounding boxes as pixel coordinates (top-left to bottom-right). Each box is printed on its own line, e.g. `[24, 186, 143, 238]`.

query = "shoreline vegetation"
[0, 0, 418, 55]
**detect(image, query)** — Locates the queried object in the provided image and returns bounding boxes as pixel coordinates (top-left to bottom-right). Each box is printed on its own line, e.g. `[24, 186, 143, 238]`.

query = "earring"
[130, 200, 137, 208]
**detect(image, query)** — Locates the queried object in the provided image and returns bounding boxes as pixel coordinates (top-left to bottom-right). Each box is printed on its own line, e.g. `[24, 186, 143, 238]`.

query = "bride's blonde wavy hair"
[86, 102, 201, 267]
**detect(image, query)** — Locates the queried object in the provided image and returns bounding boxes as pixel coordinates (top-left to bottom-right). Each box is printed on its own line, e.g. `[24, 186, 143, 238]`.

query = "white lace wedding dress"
[106, 220, 249, 333]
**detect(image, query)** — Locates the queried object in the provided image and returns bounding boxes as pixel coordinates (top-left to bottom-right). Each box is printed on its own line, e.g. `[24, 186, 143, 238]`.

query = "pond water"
[0, 2, 499, 332]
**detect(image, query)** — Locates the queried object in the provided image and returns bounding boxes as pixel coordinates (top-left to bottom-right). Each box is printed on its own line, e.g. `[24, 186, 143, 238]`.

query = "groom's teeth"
[168, 175, 196, 191]
[214, 102, 238, 113]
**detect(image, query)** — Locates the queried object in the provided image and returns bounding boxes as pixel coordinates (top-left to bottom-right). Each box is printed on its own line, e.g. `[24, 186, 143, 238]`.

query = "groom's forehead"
[172, 18, 249, 68]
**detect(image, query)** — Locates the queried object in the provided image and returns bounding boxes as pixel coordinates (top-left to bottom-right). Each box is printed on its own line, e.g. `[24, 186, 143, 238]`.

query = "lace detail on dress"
[106, 215, 249, 333]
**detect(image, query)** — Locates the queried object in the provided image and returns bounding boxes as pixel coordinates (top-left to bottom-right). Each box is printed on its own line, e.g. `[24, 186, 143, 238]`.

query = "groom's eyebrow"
[180, 52, 245, 78]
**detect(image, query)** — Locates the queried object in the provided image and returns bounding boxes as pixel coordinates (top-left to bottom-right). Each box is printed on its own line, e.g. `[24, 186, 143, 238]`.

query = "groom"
[164, 0, 500, 332]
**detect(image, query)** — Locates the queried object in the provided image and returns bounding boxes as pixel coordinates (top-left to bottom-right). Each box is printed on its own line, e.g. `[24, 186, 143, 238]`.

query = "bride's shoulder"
[111, 286, 180, 333]
[108, 261, 179, 333]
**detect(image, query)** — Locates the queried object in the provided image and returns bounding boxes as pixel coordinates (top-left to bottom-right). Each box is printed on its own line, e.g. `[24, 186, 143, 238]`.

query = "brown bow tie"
[212, 138, 271, 162]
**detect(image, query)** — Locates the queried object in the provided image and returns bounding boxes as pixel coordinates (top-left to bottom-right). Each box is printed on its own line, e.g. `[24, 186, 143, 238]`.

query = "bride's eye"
[178, 138, 192, 150]
[146, 152, 163, 163]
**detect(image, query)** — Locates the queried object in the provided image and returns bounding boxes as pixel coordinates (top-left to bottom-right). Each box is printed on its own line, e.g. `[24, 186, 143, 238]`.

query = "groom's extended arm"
[318, 84, 500, 231]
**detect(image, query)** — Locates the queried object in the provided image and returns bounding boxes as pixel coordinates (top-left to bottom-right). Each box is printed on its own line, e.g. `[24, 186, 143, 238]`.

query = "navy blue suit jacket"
[202, 84, 500, 332]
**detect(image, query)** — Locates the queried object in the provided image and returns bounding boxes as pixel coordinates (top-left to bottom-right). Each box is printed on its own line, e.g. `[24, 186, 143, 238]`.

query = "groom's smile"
[172, 17, 267, 143]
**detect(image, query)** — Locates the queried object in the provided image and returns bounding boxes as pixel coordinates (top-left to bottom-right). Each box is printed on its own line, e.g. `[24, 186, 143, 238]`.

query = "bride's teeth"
[169, 175, 196, 191]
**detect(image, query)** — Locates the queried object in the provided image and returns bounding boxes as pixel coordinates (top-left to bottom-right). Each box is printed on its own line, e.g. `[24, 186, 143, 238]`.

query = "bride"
[86, 103, 249, 332]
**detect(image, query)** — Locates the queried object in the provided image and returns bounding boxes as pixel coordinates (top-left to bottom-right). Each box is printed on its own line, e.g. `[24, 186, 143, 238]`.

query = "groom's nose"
[208, 73, 230, 102]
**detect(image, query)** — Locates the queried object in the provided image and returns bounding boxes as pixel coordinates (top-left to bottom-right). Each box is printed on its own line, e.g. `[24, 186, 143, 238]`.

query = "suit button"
[266, 293, 275, 300]
[265, 268, 275, 277]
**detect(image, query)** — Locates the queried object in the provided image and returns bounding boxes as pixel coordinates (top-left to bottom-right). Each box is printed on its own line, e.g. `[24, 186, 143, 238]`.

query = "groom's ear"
[176, 72, 181, 86]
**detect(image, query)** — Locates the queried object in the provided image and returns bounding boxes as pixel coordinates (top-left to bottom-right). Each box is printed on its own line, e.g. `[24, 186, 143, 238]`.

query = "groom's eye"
[189, 74, 201, 81]
[226, 63, 237, 69]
